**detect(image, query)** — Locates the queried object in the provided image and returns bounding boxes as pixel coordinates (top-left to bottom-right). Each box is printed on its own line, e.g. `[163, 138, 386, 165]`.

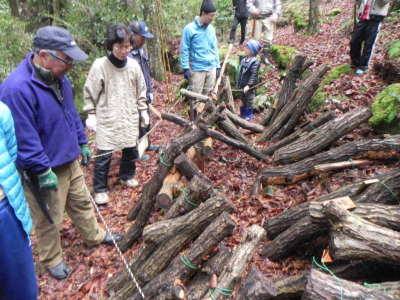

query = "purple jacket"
[0, 53, 87, 173]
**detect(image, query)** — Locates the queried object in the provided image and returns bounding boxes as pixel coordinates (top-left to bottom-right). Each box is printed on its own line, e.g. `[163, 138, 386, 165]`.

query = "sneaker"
[94, 192, 109, 204]
[102, 232, 123, 245]
[355, 68, 365, 75]
[135, 154, 150, 161]
[121, 178, 139, 188]
[147, 145, 159, 152]
[47, 261, 72, 280]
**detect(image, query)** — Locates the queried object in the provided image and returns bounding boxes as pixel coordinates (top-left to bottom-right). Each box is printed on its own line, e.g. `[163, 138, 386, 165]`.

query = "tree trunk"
[267, 55, 313, 127]
[253, 135, 400, 190]
[263, 111, 335, 155]
[258, 65, 329, 142]
[143, 0, 165, 81]
[222, 76, 238, 114]
[187, 245, 232, 300]
[237, 266, 306, 300]
[303, 269, 397, 300]
[203, 225, 265, 300]
[273, 107, 371, 164]
[324, 201, 400, 264]
[308, 0, 320, 35]
[8, 0, 19, 17]
[224, 109, 265, 133]
[217, 117, 249, 144]
[164, 175, 213, 219]
[130, 212, 236, 300]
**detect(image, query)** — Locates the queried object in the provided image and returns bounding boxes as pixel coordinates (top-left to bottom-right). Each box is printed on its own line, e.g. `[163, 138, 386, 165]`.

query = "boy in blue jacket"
[0, 102, 38, 299]
[237, 39, 261, 120]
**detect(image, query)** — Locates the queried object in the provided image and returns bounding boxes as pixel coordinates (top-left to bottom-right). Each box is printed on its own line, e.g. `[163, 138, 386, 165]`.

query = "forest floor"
[34, 1, 400, 299]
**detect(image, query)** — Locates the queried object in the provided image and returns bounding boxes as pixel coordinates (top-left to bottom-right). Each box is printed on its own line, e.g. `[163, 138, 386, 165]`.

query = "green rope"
[378, 181, 399, 202]
[348, 158, 356, 169]
[180, 255, 199, 270]
[159, 151, 173, 168]
[180, 188, 198, 207]
[312, 256, 344, 300]
[363, 282, 388, 295]
[207, 287, 233, 298]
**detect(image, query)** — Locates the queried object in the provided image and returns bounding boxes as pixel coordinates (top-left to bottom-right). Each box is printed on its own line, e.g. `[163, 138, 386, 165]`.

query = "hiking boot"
[135, 154, 150, 161]
[94, 192, 109, 205]
[147, 145, 159, 152]
[355, 68, 365, 75]
[244, 107, 254, 121]
[120, 178, 139, 188]
[102, 232, 123, 245]
[48, 261, 72, 280]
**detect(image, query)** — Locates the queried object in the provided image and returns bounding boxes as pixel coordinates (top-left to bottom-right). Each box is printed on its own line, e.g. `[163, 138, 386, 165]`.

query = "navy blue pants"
[0, 198, 38, 300]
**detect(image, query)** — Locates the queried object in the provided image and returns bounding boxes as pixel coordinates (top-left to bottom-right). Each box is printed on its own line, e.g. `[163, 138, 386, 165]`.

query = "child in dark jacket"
[237, 39, 261, 120]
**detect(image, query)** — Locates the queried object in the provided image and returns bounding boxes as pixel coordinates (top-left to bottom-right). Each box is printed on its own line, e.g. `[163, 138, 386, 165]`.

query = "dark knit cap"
[200, 0, 217, 14]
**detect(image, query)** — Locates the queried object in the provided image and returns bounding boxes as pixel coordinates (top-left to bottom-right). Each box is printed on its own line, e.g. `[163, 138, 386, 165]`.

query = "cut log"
[324, 201, 400, 264]
[164, 175, 213, 219]
[222, 76, 238, 114]
[217, 116, 249, 144]
[108, 196, 234, 299]
[263, 111, 335, 155]
[162, 112, 191, 128]
[268, 55, 313, 125]
[181, 88, 210, 102]
[264, 170, 400, 239]
[373, 61, 400, 84]
[273, 107, 371, 164]
[302, 268, 397, 300]
[156, 166, 182, 209]
[130, 212, 236, 300]
[203, 225, 265, 300]
[143, 195, 234, 245]
[224, 109, 265, 133]
[122, 107, 220, 251]
[174, 153, 209, 182]
[199, 124, 268, 161]
[237, 266, 306, 300]
[253, 135, 400, 191]
[261, 106, 274, 126]
[187, 245, 232, 300]
[314, 159, 373, 172]
[261, 215, 326, 260]
[258, 64, 328, 142]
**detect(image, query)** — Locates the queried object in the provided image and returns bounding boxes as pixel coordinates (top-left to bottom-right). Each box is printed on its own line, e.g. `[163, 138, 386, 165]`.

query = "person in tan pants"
[0, 26, 123, 280]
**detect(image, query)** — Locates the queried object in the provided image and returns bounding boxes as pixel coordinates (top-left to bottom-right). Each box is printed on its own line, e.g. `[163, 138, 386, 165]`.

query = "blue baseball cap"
[129, 21, 154, 39]
[33, 26, 88, 61]
[246, 39, 262, 56]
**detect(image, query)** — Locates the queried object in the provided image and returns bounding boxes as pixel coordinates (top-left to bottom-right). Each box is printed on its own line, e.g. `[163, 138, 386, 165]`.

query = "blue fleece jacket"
[0, 53, 87, 173]
[180, 16, 220, 71]
[0, 102, 32, 238]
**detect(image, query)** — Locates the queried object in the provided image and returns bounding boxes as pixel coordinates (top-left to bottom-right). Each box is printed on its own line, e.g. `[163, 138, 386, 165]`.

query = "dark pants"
[241, 91, 255, 108]
[350, 19, 381, 70]
[229, 16, 248, 44]
[93, 147, 137, 193]
[0, 198, 38, 300]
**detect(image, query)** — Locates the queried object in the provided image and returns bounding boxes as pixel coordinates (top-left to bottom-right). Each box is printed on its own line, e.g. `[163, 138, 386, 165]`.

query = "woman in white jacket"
[83, 24, 148, 204]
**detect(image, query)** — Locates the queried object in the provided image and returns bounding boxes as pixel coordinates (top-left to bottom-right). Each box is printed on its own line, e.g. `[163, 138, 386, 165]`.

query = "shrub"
[270, 45, 296, 69]
[369, 83, 400, 127]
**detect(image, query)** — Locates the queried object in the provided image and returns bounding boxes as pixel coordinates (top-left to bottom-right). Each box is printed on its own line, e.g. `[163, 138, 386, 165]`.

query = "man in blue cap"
[0, 26, 122, 280]
[128, 21, 159, 154]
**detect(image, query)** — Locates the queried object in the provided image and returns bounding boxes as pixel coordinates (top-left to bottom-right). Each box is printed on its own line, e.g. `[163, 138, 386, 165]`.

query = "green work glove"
[80, 144, 91, 166]
[38, 169, 58, 190]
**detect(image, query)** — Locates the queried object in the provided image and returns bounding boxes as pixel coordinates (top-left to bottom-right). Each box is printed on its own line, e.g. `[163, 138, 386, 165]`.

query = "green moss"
[270, 45, 296, 69]
[256, 86, 269, 96]
[369, 84, 400, 128]
[254, 94, 274, 112]
[293, 14, 307, 32]
[387, 40, 400, 62]
[327, 8, 343, 16]
[226, 56, 240, 86]
[309, 64, 352, 111]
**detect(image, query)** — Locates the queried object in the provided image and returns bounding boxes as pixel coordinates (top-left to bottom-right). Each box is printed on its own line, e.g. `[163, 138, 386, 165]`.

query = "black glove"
[216, 67, 221, 79]
[183, 69, 192, 80]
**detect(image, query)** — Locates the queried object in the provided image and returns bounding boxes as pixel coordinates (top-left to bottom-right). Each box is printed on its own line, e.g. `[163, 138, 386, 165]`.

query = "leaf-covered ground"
[34, 1, 400, 299]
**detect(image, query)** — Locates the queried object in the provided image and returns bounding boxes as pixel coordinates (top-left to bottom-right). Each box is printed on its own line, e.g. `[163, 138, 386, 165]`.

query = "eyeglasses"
[47, 51, 74, 65]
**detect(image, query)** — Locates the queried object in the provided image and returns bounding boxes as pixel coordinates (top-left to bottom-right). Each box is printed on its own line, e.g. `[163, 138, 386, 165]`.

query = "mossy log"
[224, 108, 265, 133]
[237, 266, 306, 300]
[303, 269, 398, 300]
[164, 175, 213, 219]
[253, 135, 400, 193]
[129, 212, 236, 300]
[203, 225, 265, 300]
[273, 107, 371, 164]
[263, 111, 335, 156]
[258, 65, 328, 142]
[107, 196, 234, 299]
[268, 55, 313, 126]
[186, 245, 232, 300]
[324, 201, 400, 264]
